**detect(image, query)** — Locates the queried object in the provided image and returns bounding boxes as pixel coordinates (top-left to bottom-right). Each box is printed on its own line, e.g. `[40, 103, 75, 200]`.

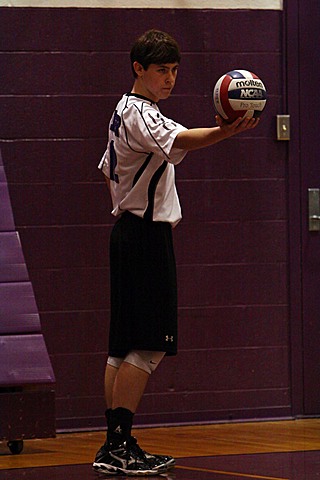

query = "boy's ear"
[133, 61, 145, 77]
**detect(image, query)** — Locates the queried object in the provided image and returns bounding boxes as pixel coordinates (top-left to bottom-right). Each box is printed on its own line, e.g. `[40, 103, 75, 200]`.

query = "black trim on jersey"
[144, 161, 168, 222]
[126, 92, 155, 104]
[122, 95, 173, 161]
[132, 152, 153, 187]
[135, 102, 171, 161]
[122, 96, 149, 155]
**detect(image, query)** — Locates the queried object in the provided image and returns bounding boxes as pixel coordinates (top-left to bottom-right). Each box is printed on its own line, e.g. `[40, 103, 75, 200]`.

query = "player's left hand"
[215, 114, 260, 135]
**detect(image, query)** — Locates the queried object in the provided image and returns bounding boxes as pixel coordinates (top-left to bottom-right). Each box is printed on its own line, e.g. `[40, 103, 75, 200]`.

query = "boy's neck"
[131, 78, 159, 103]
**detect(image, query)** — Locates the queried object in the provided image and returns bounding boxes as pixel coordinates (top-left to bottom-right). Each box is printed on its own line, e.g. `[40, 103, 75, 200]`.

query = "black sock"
[103, 408, 112, 445]
[105, 408, 112, 427]
[107, 407, 134, 448]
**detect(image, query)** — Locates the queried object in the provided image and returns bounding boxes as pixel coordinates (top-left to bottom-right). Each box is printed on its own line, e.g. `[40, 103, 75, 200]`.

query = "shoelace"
[127, 438, 153, 464]
[129, 436, 171, 463]
[128, 438, 145, 455]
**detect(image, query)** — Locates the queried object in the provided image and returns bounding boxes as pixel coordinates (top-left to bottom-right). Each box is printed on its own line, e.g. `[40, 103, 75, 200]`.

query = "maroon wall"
[0, 7, 288, 431]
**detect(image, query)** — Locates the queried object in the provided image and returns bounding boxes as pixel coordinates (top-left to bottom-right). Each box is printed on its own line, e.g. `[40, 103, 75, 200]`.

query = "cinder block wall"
[0, 6, 288, 431]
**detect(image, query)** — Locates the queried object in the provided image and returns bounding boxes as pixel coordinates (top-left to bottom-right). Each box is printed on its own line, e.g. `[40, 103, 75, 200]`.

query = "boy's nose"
[166, 72, 176, 84]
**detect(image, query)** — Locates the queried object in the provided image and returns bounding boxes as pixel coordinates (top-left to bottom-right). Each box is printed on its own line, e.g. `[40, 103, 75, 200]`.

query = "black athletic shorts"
[108, 211, 178, 357]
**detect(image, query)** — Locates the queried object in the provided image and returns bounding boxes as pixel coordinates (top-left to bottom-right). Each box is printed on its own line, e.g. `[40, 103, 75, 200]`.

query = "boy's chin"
[159, 90, 172, 100]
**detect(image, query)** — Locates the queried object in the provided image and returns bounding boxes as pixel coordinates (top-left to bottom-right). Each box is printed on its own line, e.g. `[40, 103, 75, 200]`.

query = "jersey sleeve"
[98, 147, 110, 178]
[125, 103, 188, 165]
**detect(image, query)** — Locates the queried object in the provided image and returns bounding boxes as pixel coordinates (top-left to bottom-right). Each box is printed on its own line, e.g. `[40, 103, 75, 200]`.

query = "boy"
[93, 29, 259, 476]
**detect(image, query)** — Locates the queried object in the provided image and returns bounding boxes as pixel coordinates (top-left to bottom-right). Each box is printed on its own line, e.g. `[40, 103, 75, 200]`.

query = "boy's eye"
[158, 67, 178, 74]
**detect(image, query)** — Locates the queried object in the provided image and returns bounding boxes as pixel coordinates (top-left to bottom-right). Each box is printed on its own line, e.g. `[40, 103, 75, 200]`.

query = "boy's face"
[133, 62, 179, 102]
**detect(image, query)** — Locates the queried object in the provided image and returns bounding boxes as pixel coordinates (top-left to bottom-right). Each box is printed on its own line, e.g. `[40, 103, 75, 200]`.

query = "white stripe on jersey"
[98, 93, 188, 227]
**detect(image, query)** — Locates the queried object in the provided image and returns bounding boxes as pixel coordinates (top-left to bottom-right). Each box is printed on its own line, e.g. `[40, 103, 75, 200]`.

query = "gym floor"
[1, 419, 320, 479]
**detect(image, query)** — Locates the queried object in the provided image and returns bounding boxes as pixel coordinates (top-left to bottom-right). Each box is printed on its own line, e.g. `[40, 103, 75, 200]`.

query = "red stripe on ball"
[220, 75, 237, 122]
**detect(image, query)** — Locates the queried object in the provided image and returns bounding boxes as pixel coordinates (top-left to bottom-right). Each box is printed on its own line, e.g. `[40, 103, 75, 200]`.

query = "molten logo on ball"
[213, 69, 267, 123]
[235, 79, 264, 88]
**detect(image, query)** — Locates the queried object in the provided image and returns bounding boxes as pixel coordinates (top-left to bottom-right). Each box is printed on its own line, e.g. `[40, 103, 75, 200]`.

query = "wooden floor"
[1, 419, 320, 479]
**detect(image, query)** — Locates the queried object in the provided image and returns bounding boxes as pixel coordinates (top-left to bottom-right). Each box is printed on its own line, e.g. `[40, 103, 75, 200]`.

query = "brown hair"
[130, 29, 181, 77]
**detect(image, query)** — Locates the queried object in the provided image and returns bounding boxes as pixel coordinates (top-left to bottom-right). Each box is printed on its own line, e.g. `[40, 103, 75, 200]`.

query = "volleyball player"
[93, 29, 258, 476]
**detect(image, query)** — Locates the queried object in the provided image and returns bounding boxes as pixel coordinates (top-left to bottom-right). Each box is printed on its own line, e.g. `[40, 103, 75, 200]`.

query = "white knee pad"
[124, 350, 165, 375]
[107, 356, 124, 369]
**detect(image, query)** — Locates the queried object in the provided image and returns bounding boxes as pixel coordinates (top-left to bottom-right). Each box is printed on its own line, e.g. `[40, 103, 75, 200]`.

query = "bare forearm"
[173, 126, 228, 151]
[173, 116, 259, 151]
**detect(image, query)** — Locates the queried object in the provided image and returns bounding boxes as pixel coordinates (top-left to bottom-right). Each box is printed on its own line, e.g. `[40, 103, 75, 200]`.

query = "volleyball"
[213, 69, 267, 123]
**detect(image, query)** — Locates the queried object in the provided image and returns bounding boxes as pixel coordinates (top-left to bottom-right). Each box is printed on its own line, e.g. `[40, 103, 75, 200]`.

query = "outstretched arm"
[173, 115, 259, 151]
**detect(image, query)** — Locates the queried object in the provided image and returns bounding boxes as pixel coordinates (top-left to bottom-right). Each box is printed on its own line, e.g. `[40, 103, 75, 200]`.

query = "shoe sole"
[93, 462, 170, 476]
[93, 463, 120, 475]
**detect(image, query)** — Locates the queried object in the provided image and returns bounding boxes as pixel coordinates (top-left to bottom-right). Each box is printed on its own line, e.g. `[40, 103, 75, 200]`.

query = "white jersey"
[98, 93, 188, 227]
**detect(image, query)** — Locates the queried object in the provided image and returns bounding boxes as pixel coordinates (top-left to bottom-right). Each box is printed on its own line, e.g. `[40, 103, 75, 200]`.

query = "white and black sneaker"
[93, 437, 173, 476]
[140, 448, 175, 470]
[131, 437, 175, 471]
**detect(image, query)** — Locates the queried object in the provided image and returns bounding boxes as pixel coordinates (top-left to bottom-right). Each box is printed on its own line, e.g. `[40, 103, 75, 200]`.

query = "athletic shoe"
[93, 437, 170, 476]
[131, 437, 175, 470]
[138, 447, 175, 470]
